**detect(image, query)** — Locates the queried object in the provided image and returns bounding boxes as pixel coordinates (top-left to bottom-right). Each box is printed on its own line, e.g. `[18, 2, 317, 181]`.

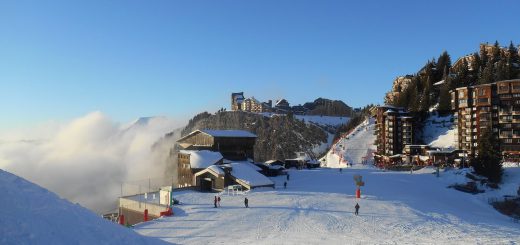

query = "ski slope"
[0, 169, 166, 245]
[322, 118, 376, 168]
[134, 168, 520, 244]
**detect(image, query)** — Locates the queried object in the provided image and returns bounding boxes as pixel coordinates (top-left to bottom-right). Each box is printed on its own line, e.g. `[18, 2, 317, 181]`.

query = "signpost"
[353, 175, 365, 199]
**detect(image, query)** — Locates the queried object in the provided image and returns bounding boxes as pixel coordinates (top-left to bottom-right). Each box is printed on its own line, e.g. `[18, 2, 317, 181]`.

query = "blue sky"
[0, 0, 518, 131]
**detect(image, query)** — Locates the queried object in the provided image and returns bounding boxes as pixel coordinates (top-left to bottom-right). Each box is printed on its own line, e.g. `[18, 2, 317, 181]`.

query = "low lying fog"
[0, 111, 183, 213]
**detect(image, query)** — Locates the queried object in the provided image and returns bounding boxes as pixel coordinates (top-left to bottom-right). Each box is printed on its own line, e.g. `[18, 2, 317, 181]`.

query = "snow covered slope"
[422, 113, 457, 149]
[322, 117, 376, 168]
[135, 168, 520, 244]
[0, 169, 166, 245]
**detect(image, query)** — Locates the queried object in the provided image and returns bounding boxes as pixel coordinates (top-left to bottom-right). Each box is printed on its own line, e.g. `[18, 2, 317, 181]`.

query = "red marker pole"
[119, 214, 125, 225]
[356, 187, 361, 199]
[144, 209, 148, 222]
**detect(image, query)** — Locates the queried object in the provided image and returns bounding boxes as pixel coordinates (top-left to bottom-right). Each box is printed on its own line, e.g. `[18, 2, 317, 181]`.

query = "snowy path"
[135, 169, 520, 244]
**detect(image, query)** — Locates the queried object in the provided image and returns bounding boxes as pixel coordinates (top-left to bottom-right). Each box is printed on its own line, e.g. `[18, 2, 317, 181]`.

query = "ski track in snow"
[134, 169, 520, 244]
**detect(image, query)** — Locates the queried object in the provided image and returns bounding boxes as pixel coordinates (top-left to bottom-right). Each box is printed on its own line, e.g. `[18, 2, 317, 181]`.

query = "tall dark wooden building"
[177, 129, 257, 160]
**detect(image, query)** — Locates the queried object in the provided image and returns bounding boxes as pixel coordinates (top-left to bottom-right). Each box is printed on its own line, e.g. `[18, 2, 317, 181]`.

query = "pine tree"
[472, 127, 503, 183]
[407, 80, 420, 112]
[420, 77, 431, 111]
[437, 83, 451, 113]
[492, 40, 501, 62]
[478, 62, 494, 84]
[472, 52, 481, 76]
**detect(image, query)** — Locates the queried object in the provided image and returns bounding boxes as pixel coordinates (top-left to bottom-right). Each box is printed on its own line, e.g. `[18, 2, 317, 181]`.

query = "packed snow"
[322, 118, 377, 168]
[134, 168, 520, 244]
[0, 169, 166, 245]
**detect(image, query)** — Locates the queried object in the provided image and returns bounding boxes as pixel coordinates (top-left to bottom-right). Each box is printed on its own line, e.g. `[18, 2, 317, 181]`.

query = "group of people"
[210, 173, 362, 215]
[214, 195, 249, 208]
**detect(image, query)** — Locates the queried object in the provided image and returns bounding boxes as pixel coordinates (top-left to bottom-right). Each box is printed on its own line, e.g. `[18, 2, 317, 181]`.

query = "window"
[459, 91, 464, 97]
[478, 98, 488, 103]
[478, 89, 485, 96]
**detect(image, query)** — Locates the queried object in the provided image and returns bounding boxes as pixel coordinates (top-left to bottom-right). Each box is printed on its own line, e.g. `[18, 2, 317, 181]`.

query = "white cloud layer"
[0, 112, 183, 213]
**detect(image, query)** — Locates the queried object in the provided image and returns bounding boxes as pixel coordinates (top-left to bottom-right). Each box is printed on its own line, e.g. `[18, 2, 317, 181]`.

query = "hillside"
[303, 98, 354, 117]
[0, 169, 166, 245]
[180, 111, 328, 162]
[134, 167, 520, 244]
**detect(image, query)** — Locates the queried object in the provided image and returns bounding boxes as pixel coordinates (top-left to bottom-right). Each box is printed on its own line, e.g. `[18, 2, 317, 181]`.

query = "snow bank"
[0, 169, 165, 245]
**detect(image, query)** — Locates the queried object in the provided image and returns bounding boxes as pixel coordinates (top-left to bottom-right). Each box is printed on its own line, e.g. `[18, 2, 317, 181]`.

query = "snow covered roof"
[227, 163, 274, 188]
[207, 165, 225, 175]
[433, 80, 445, 86]
[180, 150, 223, 169]
[200, 129, 257, 138]
[265, 159, 284, 165]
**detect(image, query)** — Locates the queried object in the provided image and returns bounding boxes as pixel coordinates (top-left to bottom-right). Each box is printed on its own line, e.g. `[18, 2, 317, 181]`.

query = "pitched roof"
[177, 129, 257, 143]
[200, 129, 257, 138]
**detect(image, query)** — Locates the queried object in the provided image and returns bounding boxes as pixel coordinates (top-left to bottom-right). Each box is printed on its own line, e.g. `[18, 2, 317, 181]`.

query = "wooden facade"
[177, 130, 256, 160]
[451, 79, 520, 158]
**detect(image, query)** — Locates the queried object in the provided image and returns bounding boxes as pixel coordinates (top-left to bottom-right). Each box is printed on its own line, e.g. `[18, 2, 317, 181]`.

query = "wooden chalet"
[177, 129, 257, 161]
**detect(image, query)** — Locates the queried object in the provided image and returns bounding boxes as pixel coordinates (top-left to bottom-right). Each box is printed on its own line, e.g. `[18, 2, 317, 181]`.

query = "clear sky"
[0, 0, 518, 131]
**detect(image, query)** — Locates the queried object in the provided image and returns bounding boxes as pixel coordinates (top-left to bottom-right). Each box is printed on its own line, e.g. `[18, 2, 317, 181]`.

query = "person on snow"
[284, 181, 287, 189]
[217, 196, 221, 207]
[339, 168, 343, 173]
[214, 196, 217, 208]
[287, 174, 290, 181]
[244, 197, 249, 208]
[355, 203, 360, 215]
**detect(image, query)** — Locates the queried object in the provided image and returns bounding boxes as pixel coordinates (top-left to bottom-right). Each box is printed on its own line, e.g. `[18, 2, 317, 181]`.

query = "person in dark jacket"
[214, 196, 217, 208]
[284, 181, 287, 189]
[217, 196, 221, 207]
[287, 174, 290, 181]
[355, 203, 360, 215]
[244, 197, 249, 208]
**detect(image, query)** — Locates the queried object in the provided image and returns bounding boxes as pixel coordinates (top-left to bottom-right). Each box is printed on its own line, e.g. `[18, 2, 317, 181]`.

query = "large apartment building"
[373, 106, 413, 157]
[231, 92, 272, 113]
[451, 79, 520, 159]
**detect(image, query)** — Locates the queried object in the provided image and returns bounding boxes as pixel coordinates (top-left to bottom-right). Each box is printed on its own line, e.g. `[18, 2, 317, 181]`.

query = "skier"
[355, 203, 360, 216]
[244, 197, 249, 208]
[284, 181, 287, 189]
[287, 174, 290, 181]
[214, 196, 217, 208]
[339, 168, 342, 173]
[217, 196, 221, 207]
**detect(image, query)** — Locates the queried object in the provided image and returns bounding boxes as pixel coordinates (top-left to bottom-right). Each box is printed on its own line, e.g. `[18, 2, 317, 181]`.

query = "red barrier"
[119, 214, 125, 225]
[356, 188, 361, 199]
[144, 209, 148, 222]
[160, 207, 173, 217]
